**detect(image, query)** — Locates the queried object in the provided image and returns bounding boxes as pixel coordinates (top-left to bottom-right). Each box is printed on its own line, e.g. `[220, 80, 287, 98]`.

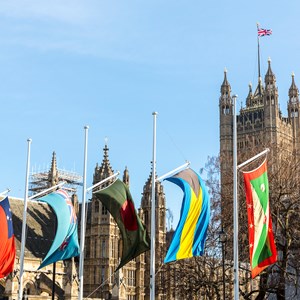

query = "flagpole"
[150, 112, 157, 300]
[237, 148, 270, 170]
[0, 188, 10, 197]
[18, 138, 32, 300]
[156, 162, 190, 182]
[257, 22, 261, 81]
[88, 171, 120, 193]
[232, 94, 239, 300]
[28, 182, 66, 200]
[79, 125, 89, 300]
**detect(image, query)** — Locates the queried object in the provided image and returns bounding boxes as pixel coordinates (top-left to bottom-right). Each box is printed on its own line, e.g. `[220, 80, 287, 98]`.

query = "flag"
[38, 190, 80, 269]
[243, 159, 277, 278]
[94, 179, 150, 271]
[258, 28, 272, 37]
[0, 197, 16, 278]
[164, 168, 210, 263]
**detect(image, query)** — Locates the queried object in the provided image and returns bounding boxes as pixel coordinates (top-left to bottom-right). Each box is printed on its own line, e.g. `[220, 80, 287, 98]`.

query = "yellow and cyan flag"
[164, 168, 210, 263]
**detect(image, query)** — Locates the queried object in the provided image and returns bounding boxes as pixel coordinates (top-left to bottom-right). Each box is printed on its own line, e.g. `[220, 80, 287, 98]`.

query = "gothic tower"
[83, 144, 147, 300]
[83, 143, 121, 299]
[288, 73, 300, 153]
[219, 59, 296, 261]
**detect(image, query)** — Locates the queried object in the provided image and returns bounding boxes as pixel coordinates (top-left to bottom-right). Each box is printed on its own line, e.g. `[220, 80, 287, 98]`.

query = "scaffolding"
[29, 168, 83, 196]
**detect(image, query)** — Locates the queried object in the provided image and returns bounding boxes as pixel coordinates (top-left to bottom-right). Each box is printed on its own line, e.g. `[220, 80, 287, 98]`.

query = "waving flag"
[95, 179, 150, 271]
[243, 159, 277, 278]
[164, 168, 210, 263]
[38, 190, 79, 269]
[258, 28, 272, 37]
[0, 197, 16, 278]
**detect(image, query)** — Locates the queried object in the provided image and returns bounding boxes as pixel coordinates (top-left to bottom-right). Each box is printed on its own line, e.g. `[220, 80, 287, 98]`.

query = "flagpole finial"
[152, 111, 158, 116]
[256, 22, 260, 28]
[27, 138, 32, 143]
[84, 125, 89, 130]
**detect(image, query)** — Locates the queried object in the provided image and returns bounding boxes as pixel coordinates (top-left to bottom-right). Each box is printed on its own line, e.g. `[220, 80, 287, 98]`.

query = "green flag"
[94, 179, 150, 270]
[243, 159, 277, 278]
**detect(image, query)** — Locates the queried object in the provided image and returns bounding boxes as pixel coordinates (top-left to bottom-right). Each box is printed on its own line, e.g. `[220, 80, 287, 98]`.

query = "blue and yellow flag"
[164, 168, 210, 263]
[38, 190, 79, 269]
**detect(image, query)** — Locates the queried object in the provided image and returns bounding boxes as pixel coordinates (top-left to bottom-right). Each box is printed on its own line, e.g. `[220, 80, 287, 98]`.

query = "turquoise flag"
[38, 190, 79, 269]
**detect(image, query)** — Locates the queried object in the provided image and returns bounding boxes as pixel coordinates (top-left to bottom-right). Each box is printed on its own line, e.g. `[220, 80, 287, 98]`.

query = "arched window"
[94, 200, 99, 213]
[102, 205, 108, 215]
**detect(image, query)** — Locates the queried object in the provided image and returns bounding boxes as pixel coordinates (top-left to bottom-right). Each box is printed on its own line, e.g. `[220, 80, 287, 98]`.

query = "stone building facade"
[219, 58, 299, 238]
[82, 144, 167, 300]
[219, 58, 300, 296]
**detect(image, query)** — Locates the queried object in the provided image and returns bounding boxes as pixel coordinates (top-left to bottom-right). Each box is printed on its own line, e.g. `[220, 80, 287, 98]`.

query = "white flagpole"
[232, 94, 239, 300]
[156, 162, 190, 182]
[18, 138, 32, 300]
[150, 112, 157, 300]
[237, 148, 270, 170]
[28, 181, 66, 200]
[79, 125, 89, 300]
[88, 171, 120, 193]
[0, 188, 10, 197]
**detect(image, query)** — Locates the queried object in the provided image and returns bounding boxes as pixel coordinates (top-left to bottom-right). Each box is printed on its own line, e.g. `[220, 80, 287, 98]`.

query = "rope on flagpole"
[83, 272, 115, 299]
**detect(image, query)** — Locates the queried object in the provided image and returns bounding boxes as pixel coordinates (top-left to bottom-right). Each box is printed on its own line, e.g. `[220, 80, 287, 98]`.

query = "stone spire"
[289, 72, 299, 100]
[265, 57, 276, 86]
[48, 151, 59, 187]
[220, 68, 231, 95]
[123, 166, 130, 187]
[93, 143, 114, 185]
[246, 82, 253, 107]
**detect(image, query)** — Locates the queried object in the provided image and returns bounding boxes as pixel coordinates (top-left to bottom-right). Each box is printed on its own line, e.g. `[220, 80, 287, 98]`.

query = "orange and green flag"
[94, 179, 150, 270]
[243, 159, 277, 278]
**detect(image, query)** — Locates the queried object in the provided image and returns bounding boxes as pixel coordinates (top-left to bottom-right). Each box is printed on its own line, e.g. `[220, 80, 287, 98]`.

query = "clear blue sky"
[1, 1, 299, 226]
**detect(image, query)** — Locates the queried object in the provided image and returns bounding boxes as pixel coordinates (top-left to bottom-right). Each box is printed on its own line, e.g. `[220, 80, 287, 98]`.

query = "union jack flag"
[56, 189, 77, 224]
[258, 28, 272, 37]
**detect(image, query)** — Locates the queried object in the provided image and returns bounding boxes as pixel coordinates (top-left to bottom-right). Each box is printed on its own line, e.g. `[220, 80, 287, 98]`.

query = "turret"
[123, 166, 130, 186]
[264, 58, 279, 135]
[288, 73, 300, 153]
[93, 143, 114, 187]
[48, 151, 59, 187]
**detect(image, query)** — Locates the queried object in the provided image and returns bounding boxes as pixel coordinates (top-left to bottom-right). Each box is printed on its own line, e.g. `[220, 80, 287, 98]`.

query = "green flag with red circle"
[95, 179, 150, 271]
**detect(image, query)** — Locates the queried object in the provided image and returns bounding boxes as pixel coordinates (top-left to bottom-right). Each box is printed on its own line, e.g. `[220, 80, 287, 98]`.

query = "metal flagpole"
[18, 138, 32, 300]
[28, 182, 66, 200]
[232, 94, 239, 300]
[150, 112, 157, 300]
[237, 148, 270, 170]
[0, 188, 10, 197]
[257, 23, 261, 81]
[88, 171, 120, 193]
[156, 162, 190, 182]
[79, 125, 89, 300]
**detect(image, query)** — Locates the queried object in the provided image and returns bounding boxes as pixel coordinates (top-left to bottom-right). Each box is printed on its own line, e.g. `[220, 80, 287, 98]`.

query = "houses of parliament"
[1, 57, 299, 299]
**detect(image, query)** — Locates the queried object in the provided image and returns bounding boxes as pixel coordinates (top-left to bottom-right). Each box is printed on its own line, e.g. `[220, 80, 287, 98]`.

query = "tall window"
[94, 200, 99, 213]
[102, 205, 108, 215]
[102, 240, 106, 258]
[101, 266, 105, 283]
[94, 239, 97, 258]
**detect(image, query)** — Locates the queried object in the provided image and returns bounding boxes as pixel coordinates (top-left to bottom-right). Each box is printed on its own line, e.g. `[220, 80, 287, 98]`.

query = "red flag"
[0, 197, 16, 278]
